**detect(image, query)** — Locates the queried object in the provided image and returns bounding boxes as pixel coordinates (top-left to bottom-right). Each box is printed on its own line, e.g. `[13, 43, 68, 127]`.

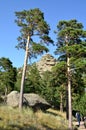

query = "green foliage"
[51, 62, 67, 109]
[52, 61, 67, 84]
[24, 64, 42, 94]
[55, 19, 86, 69]
[15, 64, 42, 93]
[73, 93, 86, 116]
[0, 57, 17, 95]
[40, 71, 56, 104]
[15, 70, 22, 92]
[15, 8, 53, 57]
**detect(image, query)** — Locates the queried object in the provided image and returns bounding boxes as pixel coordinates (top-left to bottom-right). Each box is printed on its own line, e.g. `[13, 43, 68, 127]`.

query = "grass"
[0, 105, 69, 130]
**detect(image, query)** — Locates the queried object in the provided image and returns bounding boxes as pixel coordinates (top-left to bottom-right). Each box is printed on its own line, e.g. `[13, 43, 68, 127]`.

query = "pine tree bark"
[19, 35, 30, 110]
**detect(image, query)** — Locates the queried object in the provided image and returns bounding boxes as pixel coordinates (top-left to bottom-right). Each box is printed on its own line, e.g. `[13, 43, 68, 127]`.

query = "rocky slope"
[36, 54, 57, 75]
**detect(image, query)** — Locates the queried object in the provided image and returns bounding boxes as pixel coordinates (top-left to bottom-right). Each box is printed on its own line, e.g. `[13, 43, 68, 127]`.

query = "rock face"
[36, 54, 57, 75]
[7, 91, 51, 111]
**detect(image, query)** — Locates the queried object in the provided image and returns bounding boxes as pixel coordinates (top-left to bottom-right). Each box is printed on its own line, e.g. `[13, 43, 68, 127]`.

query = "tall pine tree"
[15, 8, 53, 109]
[55, 19, 86, 130]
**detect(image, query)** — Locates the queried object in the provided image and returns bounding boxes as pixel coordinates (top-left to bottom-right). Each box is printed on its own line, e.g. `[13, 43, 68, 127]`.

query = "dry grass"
[0, 105, 69, 130]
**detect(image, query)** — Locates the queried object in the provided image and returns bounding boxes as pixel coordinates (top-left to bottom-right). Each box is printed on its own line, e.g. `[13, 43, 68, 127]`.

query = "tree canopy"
[15, 8, 53, 58]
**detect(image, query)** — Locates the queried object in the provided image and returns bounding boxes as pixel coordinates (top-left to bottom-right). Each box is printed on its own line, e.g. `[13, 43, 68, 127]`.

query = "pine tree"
[15, 8, 53, 109]
[55, 19, 86, 130]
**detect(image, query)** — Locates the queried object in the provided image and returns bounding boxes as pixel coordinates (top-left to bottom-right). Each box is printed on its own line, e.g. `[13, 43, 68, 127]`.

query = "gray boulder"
[7, 91, 51, 111]
[24, 93, 51, 111]
[7, 91, 19, 107]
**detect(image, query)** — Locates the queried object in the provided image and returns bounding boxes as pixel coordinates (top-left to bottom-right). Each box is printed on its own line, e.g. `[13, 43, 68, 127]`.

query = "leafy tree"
[55, 19, 86, 129]
[15, 8, 53, 109]
[0, 57, 17, 97]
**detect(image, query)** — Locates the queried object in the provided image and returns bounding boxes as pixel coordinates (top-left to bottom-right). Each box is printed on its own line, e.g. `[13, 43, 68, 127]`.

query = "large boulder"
[7, 91, 19, 107]
[7, 91, 51, 111]
[24, 93, 51, 111]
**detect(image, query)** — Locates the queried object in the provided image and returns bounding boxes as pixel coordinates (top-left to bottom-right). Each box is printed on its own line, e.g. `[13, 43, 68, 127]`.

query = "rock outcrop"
[6, 91, 51, 111]
[36, 54, 57, 75]
[17, 54, 57, 76]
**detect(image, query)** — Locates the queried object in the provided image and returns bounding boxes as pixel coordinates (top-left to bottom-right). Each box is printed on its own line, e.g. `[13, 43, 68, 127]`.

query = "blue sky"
[0, 0, 86, 68]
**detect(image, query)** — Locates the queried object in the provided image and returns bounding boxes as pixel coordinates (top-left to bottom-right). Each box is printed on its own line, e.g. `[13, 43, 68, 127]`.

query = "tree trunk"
[66, 85, 69, 120]
[19, 35, 30, 110]
[60, 94, 63, 112]
[67, 56, 72, 130]
[5, 86, 7, 97]
[65, 35, 72, 130]
[4, 86, 8, 103]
